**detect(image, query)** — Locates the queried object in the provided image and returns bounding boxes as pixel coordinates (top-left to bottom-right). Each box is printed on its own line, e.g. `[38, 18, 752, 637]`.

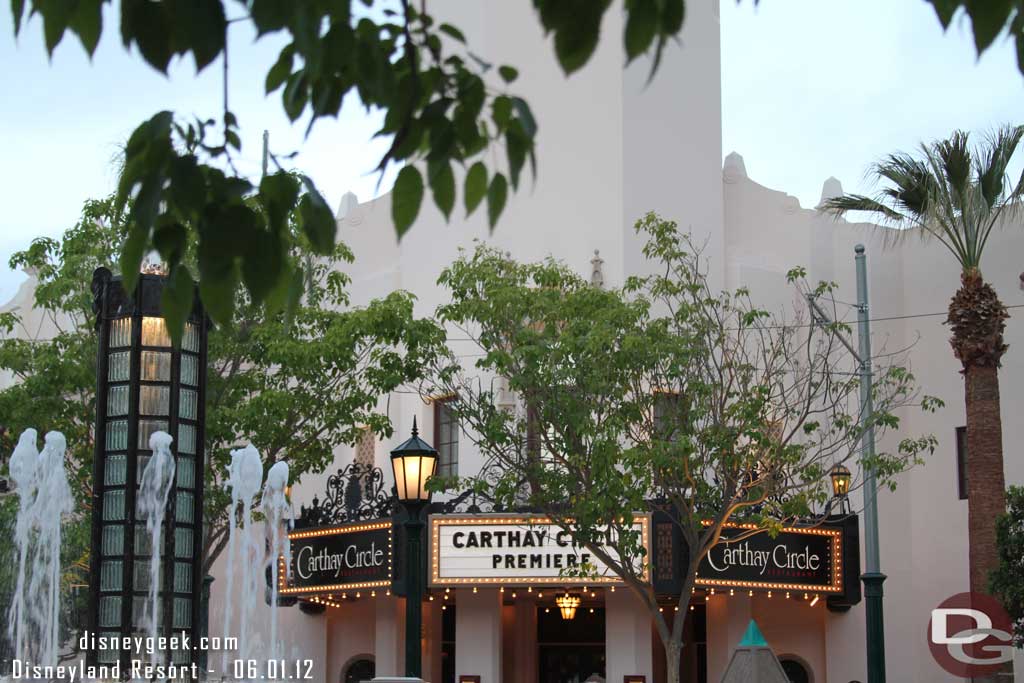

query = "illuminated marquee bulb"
[473, 586, 478, 594]
[729, 589, 734, 596]
[768, 591, 772, 598]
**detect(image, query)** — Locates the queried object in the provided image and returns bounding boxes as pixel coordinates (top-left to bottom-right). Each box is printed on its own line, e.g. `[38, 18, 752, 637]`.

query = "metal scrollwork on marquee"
[295, 461, 510, 530]
[296, 462, 393, 529]
[430, 489, 499, 515]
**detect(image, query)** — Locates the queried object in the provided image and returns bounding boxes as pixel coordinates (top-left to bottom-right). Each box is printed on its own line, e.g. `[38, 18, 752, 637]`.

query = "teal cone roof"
[739, 619, 768, 647]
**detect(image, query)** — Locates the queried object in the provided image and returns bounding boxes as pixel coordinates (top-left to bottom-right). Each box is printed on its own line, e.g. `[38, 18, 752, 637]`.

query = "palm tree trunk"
[965, 363, 1006, 595]
[948, 271, 1010, 596]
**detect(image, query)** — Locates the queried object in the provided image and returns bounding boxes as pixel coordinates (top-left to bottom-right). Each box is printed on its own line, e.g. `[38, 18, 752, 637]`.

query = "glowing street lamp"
[390, 418, 438, 677]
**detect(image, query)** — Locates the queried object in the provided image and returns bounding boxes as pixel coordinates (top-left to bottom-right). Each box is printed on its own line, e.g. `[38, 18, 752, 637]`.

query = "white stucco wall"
[2, 1, 1022, 681]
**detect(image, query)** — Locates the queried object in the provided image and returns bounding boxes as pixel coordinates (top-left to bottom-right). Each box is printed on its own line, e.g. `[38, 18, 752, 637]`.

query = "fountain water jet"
[8, 428, 72, 666]
[262, 460, 291, 661]
[136, 431, 176, 664]
[9, 429, 40, 663]
[221, 444, 264, 670]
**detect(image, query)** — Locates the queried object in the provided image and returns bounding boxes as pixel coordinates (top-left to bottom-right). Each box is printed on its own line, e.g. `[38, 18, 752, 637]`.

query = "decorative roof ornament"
[720, 619, 790, 683]
[590, 249, 604, 288]
[817, 176, 844, 210]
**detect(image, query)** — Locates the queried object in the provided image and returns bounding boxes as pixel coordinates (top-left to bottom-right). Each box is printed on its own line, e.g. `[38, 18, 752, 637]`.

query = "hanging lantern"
[555, 592, 581, 620]
[830, 463, 852, 498]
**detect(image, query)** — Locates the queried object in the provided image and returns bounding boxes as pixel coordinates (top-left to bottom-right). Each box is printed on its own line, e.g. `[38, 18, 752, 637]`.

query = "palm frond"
[978, 125, 1024, 206]
[825, 126, 1024, 272]
[820, 194, 906, 222]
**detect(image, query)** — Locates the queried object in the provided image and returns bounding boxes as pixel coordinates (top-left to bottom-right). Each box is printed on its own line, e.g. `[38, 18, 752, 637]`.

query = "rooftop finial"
[590, 249, 604, 288]
[411, 416, 419, 438]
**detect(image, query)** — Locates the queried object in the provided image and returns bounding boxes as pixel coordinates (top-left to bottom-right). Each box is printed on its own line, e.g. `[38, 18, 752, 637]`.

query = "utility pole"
[262, 129, 269, 179]
[807, 244, 885, 683]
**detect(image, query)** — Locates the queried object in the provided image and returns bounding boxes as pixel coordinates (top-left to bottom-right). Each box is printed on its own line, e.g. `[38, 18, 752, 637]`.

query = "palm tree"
[823, 126, 1022, 596]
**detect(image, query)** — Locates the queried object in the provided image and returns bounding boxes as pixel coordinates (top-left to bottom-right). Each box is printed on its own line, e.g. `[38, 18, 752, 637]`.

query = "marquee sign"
[695, 522, 843, 593]
[430, 514, 650, 586]
[281, 519, 393, 595]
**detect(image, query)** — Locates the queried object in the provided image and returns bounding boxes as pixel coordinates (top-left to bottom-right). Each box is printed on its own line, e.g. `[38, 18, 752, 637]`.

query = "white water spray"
[261, 461, 291, 661]
[9, 428, 40, 663]
[221, 444, 264, 669]
[8, 429, 72, 665]
[136, 431, 176, 663]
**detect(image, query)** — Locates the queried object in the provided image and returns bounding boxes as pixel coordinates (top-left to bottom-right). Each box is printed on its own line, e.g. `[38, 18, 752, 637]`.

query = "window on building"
[355, 427, 375, 467]
[434, 398, 459, 478]
[653, 391, 686, 441]
[956, 425, 968, 500]
[343, 658, 375, 683]
[779, 657, 810, 683]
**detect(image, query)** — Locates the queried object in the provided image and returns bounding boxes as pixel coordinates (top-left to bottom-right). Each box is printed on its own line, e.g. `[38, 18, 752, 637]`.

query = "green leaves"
[926, 1, 1024, 74]
[0, 192, 448, 578]
[438, 22, 466, 43]
[297, 177, 335, 254]
[118, 0, 226, 73]
[8, 0, 709, 322]
[625, 0, 658, 60]
[392, 165, 424, 238]
[533, 0, 611, 75]
[265, 45, 295, 94]
[160, 264, 195, 348]
[113, 113, 337, 335]
[428, 160, 455, 221]
[498, 65, 519, 83]
[69, 0, 103, 55]
[990, 485, 1024, 645]
[431, 215, 935, 650]
[11, 0, 106, 56]
[259, 171, 300, 235]
[487, 172, 508, 229]
[464, 162, 487, 216]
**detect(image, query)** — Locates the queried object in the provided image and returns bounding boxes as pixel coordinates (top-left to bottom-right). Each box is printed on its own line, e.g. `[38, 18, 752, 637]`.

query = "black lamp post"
[389, 418, 438, 678]
[86, 267, 208, 669]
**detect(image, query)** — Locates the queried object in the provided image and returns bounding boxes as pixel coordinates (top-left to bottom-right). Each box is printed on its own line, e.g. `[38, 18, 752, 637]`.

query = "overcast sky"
[1, 1, 1022, 302]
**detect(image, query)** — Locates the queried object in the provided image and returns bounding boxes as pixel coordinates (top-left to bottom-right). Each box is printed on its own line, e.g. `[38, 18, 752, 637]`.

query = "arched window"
[778, 656, 812, 683]
[342, 657, 375, 683]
